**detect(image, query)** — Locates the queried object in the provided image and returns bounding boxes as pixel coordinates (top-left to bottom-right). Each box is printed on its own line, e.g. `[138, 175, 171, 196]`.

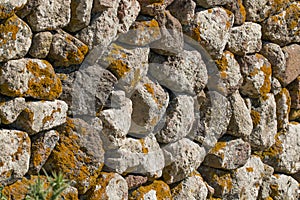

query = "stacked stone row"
[0, 0, 299, 199]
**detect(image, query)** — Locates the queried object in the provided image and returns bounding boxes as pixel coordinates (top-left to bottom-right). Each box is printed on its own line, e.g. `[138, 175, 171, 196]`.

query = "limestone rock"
[137, 0, 174, 16]
[0, 97, 26, 124]
[0, 59, 62, 100]
[0, 15, 32, 62]
[129, 77, 169, 137]
[225, 0, 246, 25]
[227, 22, 262, 56]
[149, 49, 208, 95]
[162, 138, 205, 184]
[156, 95, 194, 144]
[125, 175, 148, 189]
[92, 0, 120, 13]
[275, 88, 291, 130]
[15, 0, 39, 18]
[26, 0, 71, 31]
[194, 0, 232, 8]
[288, 76, 300, 109]
[0, 129, 30, 186]
[44, 118, 105, 194]
[118, 0, 140, 33]
[271, 77, 282, 96]
[14, 100, 68, 134]
[29, 32, 53, 59]
[281, 44, 300, 86]
[0, 0, 27, 19]
[168, 0, 196, 25]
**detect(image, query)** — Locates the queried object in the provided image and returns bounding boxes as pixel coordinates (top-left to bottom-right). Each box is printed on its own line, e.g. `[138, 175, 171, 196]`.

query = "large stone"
[262, 2, 300, 46]
[184, 7, 234, 59]
[288, 76, 300, 109]
[92, 0, 120, 13]
[0, 97, 26, 124]
[281, 44, 300, 86]
[0, 0, 27, 19]
[117, 0, 140, 33]
[194, 0, 232, 8]
[14, 100, 68, 134]
[48, 30, 89, 67]
[26, 0, 71, 31]
[44, 118, 105, 194]
[137, 0, 174, 16]
[0, 15, 32, 62]
[29, 32, 53, 59]
[275, 88, 291, 130]
[156, 95, 194, 144]
[0, 129, 30, 186]
[168, 0, 196, 25]
[227, 22, 262, 56]
[0, 59, 62, 100]
[162, 138, 205, 184]
[225, 0, 246, 25]
[149, 49, 208, 95]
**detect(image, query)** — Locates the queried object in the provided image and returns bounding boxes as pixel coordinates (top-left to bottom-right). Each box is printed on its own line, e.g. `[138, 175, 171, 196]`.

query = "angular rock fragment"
[125, 175, 148, 189]
[26, 0, 71, 31]
[194, 0, 232, 8]
[271, 77, 282, 96]
[281, 44, 300, 86]
[92, 0, 120, 13]
[137, 0, 174, 16]
[225, 0, 246, 25]
[118, 0, 140, 33]
[29, 32, 53, 59]
[0, 130, 30, 186]
[288, 76, 300, 109]
[0, 15, 32, 62]
[0, 97, 26, 124]
[0, 58, 62, 100]
[227, 22, 262, 56]
[0, 0, 27, 19]
[168, 0, 196, 25]
[275, 88, 291, 130]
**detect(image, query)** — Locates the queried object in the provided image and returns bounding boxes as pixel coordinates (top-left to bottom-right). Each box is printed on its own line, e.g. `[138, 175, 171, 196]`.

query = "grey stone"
[125, 175, 148, 189]
[92, 0, 120, 13]
[271, 77, 282, 96]
[137, 0, 174, 16]
[0, 0, 27, 19]
[194, 0, 232, 8]
[29, 32, 53, 59]
[275, 88, 291, 130]
[281, 44, 300, 86]
[288, 76, 300, 109]
[225, 0, 246, 25]
[0, 97, 26, 124]
[117, 0, 140, 33]
[169, 0, 196, 25]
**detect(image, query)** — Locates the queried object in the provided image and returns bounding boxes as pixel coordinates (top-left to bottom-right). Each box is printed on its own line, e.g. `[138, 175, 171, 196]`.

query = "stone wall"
[0, 0, 299, 199]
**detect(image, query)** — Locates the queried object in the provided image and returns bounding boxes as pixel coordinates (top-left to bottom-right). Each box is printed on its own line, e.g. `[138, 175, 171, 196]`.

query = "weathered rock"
[288, 76, 300, 109]
[184, 7, 234, 59]
[129, 180, 172, 200]
[207, 51, 243, 96]
[151, 11, 184, 56]
[156, 95, 194, 144]
[203, 137, 251, 170]
[0, 15, 32, 62]
[118, 0, 140, 33]
[227, 22, 262, 56]
[29, 32, 53, 59]
[137, 0, 174, 16]
[250, 94, 277, 150]
[44, 118, 105, 194]
[162, 138, 205, 184]
[65, 0, 93, 32]
[105, 133, 165, 177]
[271, 77, 282, 96]
[262, 2, 300, 46]
[129, 77, 169, 137]
[292, 171, 300, 182]
[0, 97, 26, 124]
[83, 172, 128, 200]
[225, 0, 246, 25]
[61, 186, 79, 200]
[26, 0, 71, 31]
[227, 90, 253, 139]
[238, 54, 272, 98]
[289, 108, 300, 122]
[125, 175, 148, 189]
[0, 129, 30, 186]
[195, 0, 232, 7]
[169, 0, 196, 25]
[14, 100, 68, 134]
[171, 171, 208, 200]
[149, 49, 208, 95]
[260, 123, 300, 174]
[0, 0, 27, 19]
[15, 0, 39, 18]
[92, 0, 120, 13]
[28, 130, 59, 174]
[275, 88, 291, 130]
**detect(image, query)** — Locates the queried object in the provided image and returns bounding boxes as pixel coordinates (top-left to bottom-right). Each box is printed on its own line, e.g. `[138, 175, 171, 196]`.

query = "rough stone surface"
[117, 0, 140, 33]
[225, 0, 246, 25]
[227, 22, 262, 56]
[0, 97, 26, 124]
[194, 0, 232, 8]
[125, 175, 148, 189]
[0, 129, 30, 186]
[288, 76, 300, 109]
[275, 88, 291, 130]
[137, 0, 174, 16]
[26, 0, 71, 31]
[92, 0, 120, 13]
[0, 58, 62, 100]
[0, 0, 27, 19]
[0, 15, 32, 62]
[29, 32, 53, 59]
[271, 77, 282, 96]
[169, 0, 196, 25]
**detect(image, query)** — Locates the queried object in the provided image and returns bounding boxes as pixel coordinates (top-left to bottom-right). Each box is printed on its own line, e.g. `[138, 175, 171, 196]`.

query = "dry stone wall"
[0, 0, 299, 199]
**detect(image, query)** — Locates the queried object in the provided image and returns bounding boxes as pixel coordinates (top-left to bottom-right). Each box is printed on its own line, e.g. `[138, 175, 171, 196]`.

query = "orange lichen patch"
[289, 109, 300, 121]
[129, 180, 172, 200]
[251, 110, 261, 127]
[0, 5, 14, 19]
[220, 71, 227, 79]
[42, 107, 62, 125]
[260, 62, 272, 99]
[261, 132, 283, 159]
[246, 167, 254, 172]
[0, 15, 21, 44]
[11, 131, 30, 162]
[238, 0, 246, 23]
[208, 9, 213, 13]
[31, 145, 52, 169]
[107, 60, 130, 79]
[213, 172, 233, 192]
[285, 3, 300, 30]
[139, 138, 149, 154]
[215, 52, 230, 72]
[210, 142, 227, 154]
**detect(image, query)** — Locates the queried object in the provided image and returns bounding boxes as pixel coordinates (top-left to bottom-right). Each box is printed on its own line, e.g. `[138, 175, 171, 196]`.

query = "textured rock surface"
[125, 175, 148, 189]
[29, 32, 53, 59]
[117, 0, 140, 33]
[288, 76, 300, 109]
[225, 0, 246, 25]
[0, 0, 27, 19]
[169, 0, 196, 25]
[0, 96, 26, 124]
[275, 88, 291, 130]
[137, 0, 174, 16]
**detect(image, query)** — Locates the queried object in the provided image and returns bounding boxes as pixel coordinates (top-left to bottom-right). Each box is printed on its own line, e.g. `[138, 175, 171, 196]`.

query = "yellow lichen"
[238, 0, 246, 23]
[0, 15, 20, 45]
[246, 167, 254, 172]
[251, 110, 261, 127]
[144, 83, 162, 109]
[261, 132, 283, 159]
[259, 61, 272, 99]
[108, 60, 130, 79]
[140, 138, 149, 154]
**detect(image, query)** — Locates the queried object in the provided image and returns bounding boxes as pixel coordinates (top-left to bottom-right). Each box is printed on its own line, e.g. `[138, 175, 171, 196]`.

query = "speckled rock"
[44, 118, 105, 194]
[149, 49, 208, 95]
[28, 130, 59, 174]
[194, 0, 232, 8]
[48, 30, 89, 67]
[262, 2, 300, 46]
[260, 123, 300, 174]
[203, 137, 251, 170]
[169, 0, 196, 25]
[227, 90, 253, 139]
[271, 77, 282, 96]
[137, 0, 174, 16]
[61, 186, 79, 200]
[129, 180, 172, 200]
[129, 77, 169, 137]
[250, 94, 277, 150]
[171, 172, 208, 200]
[225, 0, 246, 25]
[288, 76, 300, 109]
[105, 133, 165, 177]
[14, 100, 68, 134]
[162, 138, 205, 184]
[0, 59, 62, 100]
[275, 88, 291, 130]
[26, 0, 71, 31]
[125, 175, 148, 189]
[156, 95, 194, 144]
[150, 11, 184, 56]
[99, 43, 150, 94]
[83, 172, 128, 200]
[0, 15, 32, 62]
[0, 0, 27, 19]
[29, 32, 53, 59]
[238, 54, 272, 98]
[65, 0, 93, 32]
[184, 7, 234, 59]
[0, 129, 30, 186]
[118, 0, 140, 33]
[92, 0, 120, 13]
[227, 22, 262, 56]
[207, 51, 243, 96]
[0, 97, 25, 124]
